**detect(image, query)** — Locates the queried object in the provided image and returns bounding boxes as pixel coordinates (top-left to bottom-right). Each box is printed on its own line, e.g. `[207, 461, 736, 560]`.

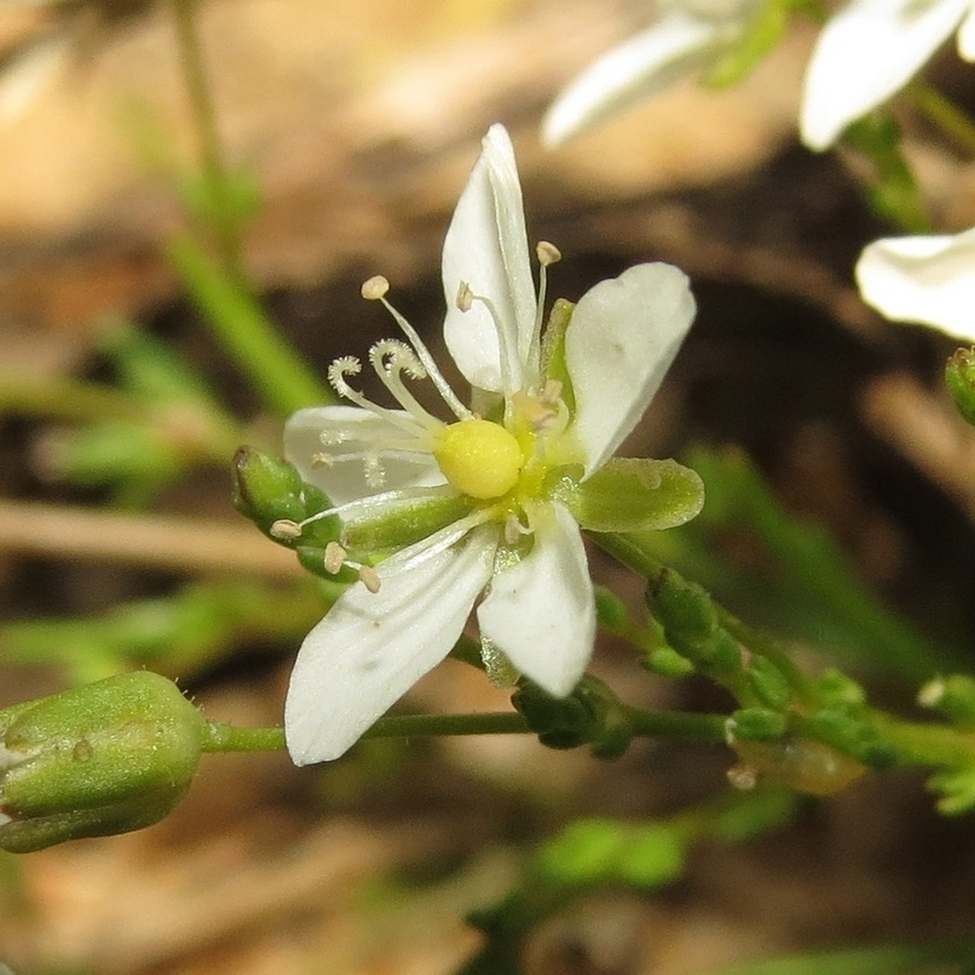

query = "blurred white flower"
[801, 0, 975, 150]
[542, 0, 759, 146]
[280, 124, 702, 764]
[856, 226, 975, 341]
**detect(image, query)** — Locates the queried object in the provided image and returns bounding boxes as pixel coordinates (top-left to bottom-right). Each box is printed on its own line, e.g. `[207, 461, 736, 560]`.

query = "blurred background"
[2, 0, 975, 972]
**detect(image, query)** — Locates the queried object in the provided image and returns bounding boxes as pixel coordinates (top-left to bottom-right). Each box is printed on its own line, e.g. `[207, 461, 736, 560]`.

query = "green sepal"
[341, 490, 473, 556]
[729, 707, 788, 743]
[560, 457, 704, 533]
[540, 297, 576, 417]
[0, 672, 205, 853]
[747, 657, 792, 711]
[945, 347, 975, 427]
[644, 646, 695, 679]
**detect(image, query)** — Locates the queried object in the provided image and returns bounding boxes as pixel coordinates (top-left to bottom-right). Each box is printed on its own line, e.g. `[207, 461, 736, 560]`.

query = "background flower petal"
[800, 0, 969, 151]
[564, 262, 695, 478]
[284, 405, 444, 505]
[477, 503, 595, 698]
[285, 523, 497, 765]
[441, 124, 537, 393]
[542, 13, 724, 147]
[856, 228, 975, 341]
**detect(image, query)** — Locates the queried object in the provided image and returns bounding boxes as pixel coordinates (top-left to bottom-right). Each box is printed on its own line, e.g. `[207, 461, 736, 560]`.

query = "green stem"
[0, 373, 145, 423]
[908, 80, 975, 157]
[200, 705, 730, 754]
[621, 706, 726, 742]
[171, 0, 245, 285]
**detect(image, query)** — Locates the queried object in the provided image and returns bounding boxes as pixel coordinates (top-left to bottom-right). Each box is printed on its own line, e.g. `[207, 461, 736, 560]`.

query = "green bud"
[817, 668, 866, 710]
[945, 347, 975, 427]
[593, 586, 628, 630]
[747, 657, 792, 711]
[709, 628, 744, 675]
[511, 676, 632, 758]
[645, 568, 717, 653]
[560, 458, 704, 533]
[231, 446, 338, 548]
[805, 709, 896, 770]
[644, 646, 695, 679]
[0, 672, 205, 853]
[728, 707, 788, 743]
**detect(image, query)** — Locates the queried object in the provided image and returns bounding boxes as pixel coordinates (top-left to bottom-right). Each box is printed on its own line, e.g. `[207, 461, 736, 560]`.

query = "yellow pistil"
[433, 418, 524, 500]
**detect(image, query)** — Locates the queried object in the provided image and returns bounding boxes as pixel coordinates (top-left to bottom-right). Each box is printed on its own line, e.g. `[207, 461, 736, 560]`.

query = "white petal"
[542, 13, 726, 147]
[477, 503, 595, 698]
[442, 124, 537, 393]
[285, 522, 497, 764]
[855, 227, 975, 341]
[564, 262, 695, 478]
[958, 3, 975, 57]
[800, 0, 969, 151]
[284, 405, 445, 505]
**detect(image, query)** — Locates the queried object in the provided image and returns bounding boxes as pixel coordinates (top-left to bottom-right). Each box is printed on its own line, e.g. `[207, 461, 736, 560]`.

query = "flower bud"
[0, 672, 205, 853]
[231, 446, 337, 547]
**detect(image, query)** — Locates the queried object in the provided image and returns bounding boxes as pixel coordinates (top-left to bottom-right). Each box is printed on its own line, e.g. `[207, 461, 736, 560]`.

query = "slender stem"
[621, 706, 727, 742]
[200, 705, 731, 754]
[908, 80, 975, 158]
[171, 0, 245, 285]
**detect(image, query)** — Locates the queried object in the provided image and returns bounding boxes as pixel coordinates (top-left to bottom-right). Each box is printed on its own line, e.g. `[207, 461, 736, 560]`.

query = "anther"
[361, 275, 390, 300]
[311, 452, 333, 467]
[324, 541, 347, 574]
[541, 379, 563, 404]
[536, 241, 562, 266]
[358, 565, 382, 594]
[503, 512, 532, 546]
[270, 519, 303, 540]
[456, 282, 474, 312]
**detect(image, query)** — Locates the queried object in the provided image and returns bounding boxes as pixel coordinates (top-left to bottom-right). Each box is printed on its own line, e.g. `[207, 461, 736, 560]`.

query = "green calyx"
[0, 672, 205, 853]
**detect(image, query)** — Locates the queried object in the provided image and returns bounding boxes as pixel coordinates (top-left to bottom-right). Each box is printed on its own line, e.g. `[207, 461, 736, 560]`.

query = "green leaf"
[562, 458, 704, 532]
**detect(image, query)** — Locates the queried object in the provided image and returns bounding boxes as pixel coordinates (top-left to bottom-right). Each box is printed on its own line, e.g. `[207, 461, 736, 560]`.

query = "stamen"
[311, 452, 333, 467]
[324, 541, 347, 574]
[461, 284, 515, 394]
[536, 241, 562, 267]
[323, 539, 382, 593]
[362, 277, 471, 421]
[361, 275, 390, 300]
[528, 241, 562, 386]
[503, 512, 533, 546]
[358, 565, 382, 594]
[270, 519, 303, 540]
[542, 378, 563, 404]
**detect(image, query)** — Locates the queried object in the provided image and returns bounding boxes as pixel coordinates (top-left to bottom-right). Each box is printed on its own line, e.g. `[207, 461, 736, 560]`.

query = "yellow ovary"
[433, 419, 524, 500]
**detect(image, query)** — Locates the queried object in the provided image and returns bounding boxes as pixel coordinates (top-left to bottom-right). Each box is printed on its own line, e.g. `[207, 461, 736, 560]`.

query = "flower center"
[432, 418, 524, 500]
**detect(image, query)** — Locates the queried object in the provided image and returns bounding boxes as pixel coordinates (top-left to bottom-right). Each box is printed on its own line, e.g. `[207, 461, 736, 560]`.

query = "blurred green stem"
[171, 0, 245, 285]
[908, 80, 975, 157]
[169, 235, 333, 415]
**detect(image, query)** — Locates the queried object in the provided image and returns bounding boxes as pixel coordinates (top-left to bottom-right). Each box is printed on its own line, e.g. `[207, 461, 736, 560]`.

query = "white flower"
[856, 226, 975, 341]
[542, 0, 759, 146]
[801, 0, 975, 151]
[281, 124, 701, 764]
